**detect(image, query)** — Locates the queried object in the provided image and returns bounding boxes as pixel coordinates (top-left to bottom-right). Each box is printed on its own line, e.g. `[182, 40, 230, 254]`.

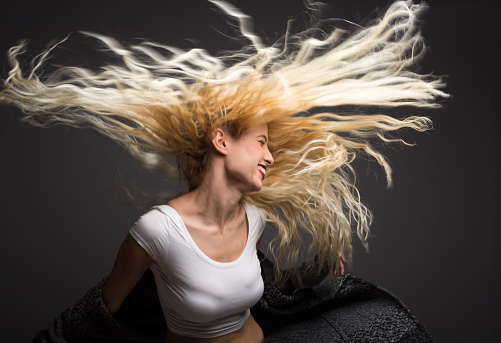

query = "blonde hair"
[1, 1, 447, 282]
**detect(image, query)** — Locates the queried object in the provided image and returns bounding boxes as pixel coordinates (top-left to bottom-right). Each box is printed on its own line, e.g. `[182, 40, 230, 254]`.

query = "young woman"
[102, 123, 274, 342]
[1, 1, 447, 341]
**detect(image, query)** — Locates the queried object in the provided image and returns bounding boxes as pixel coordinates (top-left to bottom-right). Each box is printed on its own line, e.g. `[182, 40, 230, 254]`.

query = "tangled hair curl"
[1, 1, 447, 281]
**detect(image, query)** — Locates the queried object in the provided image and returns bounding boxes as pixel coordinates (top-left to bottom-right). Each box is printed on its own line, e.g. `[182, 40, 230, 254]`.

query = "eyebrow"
[257, 134, 268, 142]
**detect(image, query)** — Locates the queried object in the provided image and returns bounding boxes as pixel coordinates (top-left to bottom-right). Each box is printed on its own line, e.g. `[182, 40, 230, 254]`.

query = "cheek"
[250, 145, 263, 157]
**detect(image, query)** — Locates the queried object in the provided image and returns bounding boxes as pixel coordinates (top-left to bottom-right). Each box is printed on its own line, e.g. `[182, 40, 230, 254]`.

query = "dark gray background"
[1, 0, 499, 342]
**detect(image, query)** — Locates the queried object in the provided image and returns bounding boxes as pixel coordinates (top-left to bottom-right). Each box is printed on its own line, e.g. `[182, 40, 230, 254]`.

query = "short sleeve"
[129, 207, 170, 261]
[255, 208, 267, 238]
[244, 203, 267, 238]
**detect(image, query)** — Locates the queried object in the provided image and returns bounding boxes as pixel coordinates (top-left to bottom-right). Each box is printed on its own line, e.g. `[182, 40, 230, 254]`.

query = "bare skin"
[102, 125, 273, 342]
[164, 314, 263, 343]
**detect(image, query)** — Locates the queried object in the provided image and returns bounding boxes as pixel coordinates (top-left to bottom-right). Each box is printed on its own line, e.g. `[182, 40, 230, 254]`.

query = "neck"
[188, 169, 244, 230]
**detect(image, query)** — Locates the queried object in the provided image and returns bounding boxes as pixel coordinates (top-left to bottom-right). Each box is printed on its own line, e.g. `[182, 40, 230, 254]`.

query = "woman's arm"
[102, 233, 154, 314]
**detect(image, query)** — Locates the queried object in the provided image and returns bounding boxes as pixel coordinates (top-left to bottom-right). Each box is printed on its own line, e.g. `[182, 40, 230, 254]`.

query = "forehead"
[243, 123, 268, 137]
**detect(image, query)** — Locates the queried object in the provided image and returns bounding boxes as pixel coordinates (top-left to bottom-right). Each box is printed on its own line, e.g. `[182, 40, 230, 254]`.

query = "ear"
[211, 128, 229, 155]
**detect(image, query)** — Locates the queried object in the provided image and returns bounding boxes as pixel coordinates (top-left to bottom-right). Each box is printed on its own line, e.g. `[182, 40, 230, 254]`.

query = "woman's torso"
[129, 202, 266, 341]
[164, 314, 263, 343]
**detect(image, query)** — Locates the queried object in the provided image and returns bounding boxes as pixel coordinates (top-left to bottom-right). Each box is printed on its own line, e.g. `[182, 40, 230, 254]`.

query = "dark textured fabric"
[33, 270, 166, 343]
[252, 254, 433, 342]
[33, 253, 433, 342]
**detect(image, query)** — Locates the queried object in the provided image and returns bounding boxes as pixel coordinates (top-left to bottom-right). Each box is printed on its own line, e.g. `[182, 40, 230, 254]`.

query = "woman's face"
[225, 124, 274, 193]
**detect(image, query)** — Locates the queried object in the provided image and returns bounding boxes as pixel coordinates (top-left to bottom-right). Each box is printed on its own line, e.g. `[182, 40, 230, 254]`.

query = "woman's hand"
[334, 255, 346, 276]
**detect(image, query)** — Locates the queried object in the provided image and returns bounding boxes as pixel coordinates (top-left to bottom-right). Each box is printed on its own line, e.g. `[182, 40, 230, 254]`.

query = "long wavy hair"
[1, 1, 447, 282]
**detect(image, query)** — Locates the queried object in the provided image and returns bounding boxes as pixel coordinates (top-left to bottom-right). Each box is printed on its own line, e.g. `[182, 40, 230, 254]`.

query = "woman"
[1, 1, 447, 341]
[103, 123, 274, 342]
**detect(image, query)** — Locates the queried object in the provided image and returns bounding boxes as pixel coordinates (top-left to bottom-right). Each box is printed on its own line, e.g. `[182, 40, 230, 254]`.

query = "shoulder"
[134, 206, 172, 232]
[129, 205, 176, 260]
[243, 203, 267, 230]
[129, 206, 177, 245]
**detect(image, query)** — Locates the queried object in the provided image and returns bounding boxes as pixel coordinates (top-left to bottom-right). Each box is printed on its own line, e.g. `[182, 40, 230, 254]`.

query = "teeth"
[258, 166, 266, 175]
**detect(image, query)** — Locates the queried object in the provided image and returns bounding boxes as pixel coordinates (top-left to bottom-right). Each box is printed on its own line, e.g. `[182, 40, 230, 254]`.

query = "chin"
[245, 182, 263, 194]
[245, 187, 262, 194]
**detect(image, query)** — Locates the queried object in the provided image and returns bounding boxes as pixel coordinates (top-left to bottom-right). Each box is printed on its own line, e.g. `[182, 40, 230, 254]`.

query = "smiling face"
[225, 124, 274, 193]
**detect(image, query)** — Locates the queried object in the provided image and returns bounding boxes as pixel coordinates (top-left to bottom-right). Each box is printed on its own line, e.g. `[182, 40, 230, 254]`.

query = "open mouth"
[257, 164, 266, 179]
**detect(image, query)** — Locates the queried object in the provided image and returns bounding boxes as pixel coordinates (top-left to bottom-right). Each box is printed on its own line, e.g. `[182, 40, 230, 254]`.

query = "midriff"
[164, 314, 263, 343]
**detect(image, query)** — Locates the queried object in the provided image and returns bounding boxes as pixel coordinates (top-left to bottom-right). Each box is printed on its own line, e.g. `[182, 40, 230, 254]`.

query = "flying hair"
[0, 1, 448, 282]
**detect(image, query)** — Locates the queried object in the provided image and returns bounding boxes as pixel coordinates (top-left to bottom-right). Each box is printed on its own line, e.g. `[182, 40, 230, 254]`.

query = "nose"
[264, 147, 274, 166]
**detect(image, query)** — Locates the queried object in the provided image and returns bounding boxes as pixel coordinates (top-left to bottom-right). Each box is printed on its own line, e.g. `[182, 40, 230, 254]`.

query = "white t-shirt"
[129, 203, 266, 338]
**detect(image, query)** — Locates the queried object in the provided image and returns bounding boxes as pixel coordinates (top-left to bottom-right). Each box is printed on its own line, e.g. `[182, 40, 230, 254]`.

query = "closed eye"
[257, 134, 268, 147]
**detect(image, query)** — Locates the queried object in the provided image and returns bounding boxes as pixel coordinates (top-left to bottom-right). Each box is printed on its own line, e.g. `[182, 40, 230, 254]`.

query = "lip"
[257, 164, 266, 179]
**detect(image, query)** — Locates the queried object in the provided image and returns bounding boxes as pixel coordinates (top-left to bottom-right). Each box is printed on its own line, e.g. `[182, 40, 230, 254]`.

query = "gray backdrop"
[1, 0, 499, 342]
